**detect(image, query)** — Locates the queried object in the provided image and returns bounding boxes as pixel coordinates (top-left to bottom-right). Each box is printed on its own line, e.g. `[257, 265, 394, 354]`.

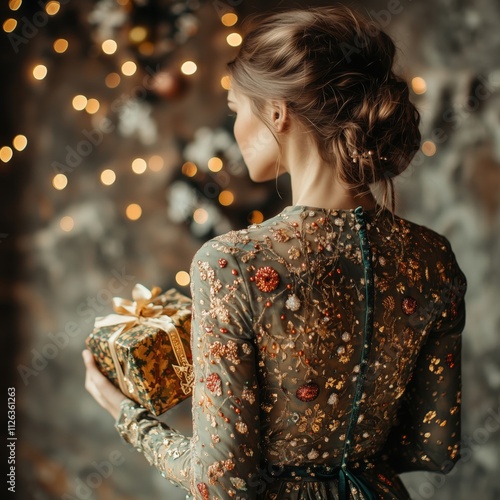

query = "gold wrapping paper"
[85, 284, 193, 415]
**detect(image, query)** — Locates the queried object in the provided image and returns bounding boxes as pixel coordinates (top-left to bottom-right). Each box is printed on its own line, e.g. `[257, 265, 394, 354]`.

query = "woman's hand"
[82, 349, 131, 420]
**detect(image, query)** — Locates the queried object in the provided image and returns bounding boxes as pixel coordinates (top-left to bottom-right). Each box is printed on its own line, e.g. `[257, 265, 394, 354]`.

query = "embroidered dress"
[115, 204, 467, 499]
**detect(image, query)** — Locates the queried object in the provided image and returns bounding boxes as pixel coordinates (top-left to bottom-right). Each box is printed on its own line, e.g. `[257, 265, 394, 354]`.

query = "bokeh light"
[100, 169, 116, 186]
[193, 208, 208, 224]
[85, 98, 100, 114]
[181, 161, 197, 177]
[218, 190, 234, 206]
[0, 146, 13, 163]
[226, 33, 242, 47]
[422, 141, 437, 156]
[12, 135, 27, 152]
[102, 39, 117, 55]
[33, 64, 48, 80]
[221, 13, 238, 26]
[9, 0, 22, 11]
[207, 157, 223, 172]
[121, 61, 137, 76]
[411, 77, 427, 95]
[132, 158, 147, 174]
[52, 174, 68, 190]
[45, 1, 60, 15]
[105, 72, 121, 88]
[138, 41, 155, 56]
[220, 75, 231, 90]
[53, 38, 69, 53]
[148, 155, 164, 171]
[72, 95, 87, 111]
[3, 19, 17, 33]
[181, 61, 197, 75]
[175, 271, 190, 287]
[60, 216, 74, 232]
[129, 26, 147, 44]
[126, 204, 142, 220]
[248, 210, 264, 224]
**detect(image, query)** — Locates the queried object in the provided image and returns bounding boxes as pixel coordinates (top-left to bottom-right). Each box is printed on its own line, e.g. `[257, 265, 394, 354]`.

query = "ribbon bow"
[94, 284, 193, 399]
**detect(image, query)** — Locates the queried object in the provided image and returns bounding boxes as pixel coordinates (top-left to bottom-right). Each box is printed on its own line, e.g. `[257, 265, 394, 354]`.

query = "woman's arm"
[187, 241, 261, 498]
[381, 242, 467, 474]
[84, 240, 262, 498]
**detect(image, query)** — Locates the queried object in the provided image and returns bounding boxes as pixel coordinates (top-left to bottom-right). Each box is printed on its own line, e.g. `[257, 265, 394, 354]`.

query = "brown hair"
[226, 5, 421, 214]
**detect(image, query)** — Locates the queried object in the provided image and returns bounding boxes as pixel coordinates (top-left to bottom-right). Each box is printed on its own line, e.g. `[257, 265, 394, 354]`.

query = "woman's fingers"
[82, 349, 129, 419]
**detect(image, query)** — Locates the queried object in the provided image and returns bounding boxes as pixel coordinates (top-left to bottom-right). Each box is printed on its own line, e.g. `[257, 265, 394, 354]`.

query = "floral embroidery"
[253, 266, 280, 293]
[296, 382, 320, 402]
[206, 373, 222, 396]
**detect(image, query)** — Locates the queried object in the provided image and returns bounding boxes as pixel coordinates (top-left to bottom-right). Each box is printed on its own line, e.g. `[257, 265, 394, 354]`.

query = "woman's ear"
[270, 100, 288, 133]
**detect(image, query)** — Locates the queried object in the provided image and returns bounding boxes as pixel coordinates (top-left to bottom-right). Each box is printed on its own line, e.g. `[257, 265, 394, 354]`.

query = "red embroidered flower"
[197, 482, 209, 500]
[206, 373, 222, 396]
[296, 382, 320, 402]
[254, 266, 280, 293]
[401, 296, 417, 315]
[218, 258, 227, 268]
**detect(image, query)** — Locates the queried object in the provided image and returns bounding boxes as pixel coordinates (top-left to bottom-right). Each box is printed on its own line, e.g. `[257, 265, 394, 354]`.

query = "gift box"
[85, 284, 193, 416]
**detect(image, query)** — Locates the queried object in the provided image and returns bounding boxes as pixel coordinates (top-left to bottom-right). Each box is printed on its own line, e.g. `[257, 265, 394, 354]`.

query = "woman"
[83, 5, 467, 499]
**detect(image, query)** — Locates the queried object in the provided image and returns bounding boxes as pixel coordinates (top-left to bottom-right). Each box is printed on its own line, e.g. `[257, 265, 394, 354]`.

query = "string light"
[101, 39, 117, 55]
[126, 204, 142, 220]
[221, 13, 238, 26]
[220, 75, 231, 90]
[85, 98, 100, 114]
[53, 38, 68, 53]
[422, 141, 436, 156]
[0, 147, 13, 163]
[132, 158, 147, 174]
[181, 161, 197, 177]
[45, 1, 60, 15]
[181, 61, 197, 75]
[175, 271, 190, 287]
[33, 64, 48, 80]
[105, 72, 121, 88]
[72, 95, 87, 111]
[52, 174, 68, 190]
[207, 157, 223, 172]
[226, 33, 242, 47]
[12, 135, 27, 151]
[218, 190, 234, 206]
[193, 208, 208, 224]
[248, 210, 264, 224]
[9, 0, 22, 11]
[3, 19, 17, 33]
[411, 77, 427, 95]
[148, 155, 164, 171]
[60, 216, 74, 232]
[121, 61, 137, 76]
[100, 169, 116, 185]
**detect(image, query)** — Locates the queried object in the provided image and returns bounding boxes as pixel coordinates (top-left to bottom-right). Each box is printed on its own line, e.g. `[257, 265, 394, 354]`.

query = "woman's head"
[226, 5, 421, 213]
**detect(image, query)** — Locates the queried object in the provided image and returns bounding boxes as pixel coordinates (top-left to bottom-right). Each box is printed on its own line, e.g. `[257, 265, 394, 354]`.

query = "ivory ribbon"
[94, 284, 193, 399]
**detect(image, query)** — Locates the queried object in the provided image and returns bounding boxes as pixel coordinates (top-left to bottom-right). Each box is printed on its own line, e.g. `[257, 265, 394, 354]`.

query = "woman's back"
[190, 204, 466, 498]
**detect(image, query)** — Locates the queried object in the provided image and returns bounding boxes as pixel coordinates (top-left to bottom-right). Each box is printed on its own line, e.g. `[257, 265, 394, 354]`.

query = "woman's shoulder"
[391, 212, 467, 290]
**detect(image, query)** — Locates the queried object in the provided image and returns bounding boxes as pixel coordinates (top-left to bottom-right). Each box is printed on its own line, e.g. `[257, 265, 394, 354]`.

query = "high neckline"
[281, 204, 383, 214]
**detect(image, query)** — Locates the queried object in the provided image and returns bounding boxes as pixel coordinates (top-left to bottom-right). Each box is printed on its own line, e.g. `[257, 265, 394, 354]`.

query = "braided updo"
[226, 5, 421, 213]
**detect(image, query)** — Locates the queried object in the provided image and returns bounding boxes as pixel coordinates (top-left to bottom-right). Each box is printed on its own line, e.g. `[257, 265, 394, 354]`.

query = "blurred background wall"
[1, 0, 499, 499]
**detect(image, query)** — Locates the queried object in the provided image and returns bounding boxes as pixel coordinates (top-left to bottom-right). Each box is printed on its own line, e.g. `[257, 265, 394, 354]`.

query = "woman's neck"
[281, 128, 378, 211]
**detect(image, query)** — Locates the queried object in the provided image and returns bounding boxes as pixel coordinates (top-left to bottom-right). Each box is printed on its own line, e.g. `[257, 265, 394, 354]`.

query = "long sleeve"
[115, 240, 262, 499]
[381, 240, 467, 474]
[188, 241, 261, 498]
